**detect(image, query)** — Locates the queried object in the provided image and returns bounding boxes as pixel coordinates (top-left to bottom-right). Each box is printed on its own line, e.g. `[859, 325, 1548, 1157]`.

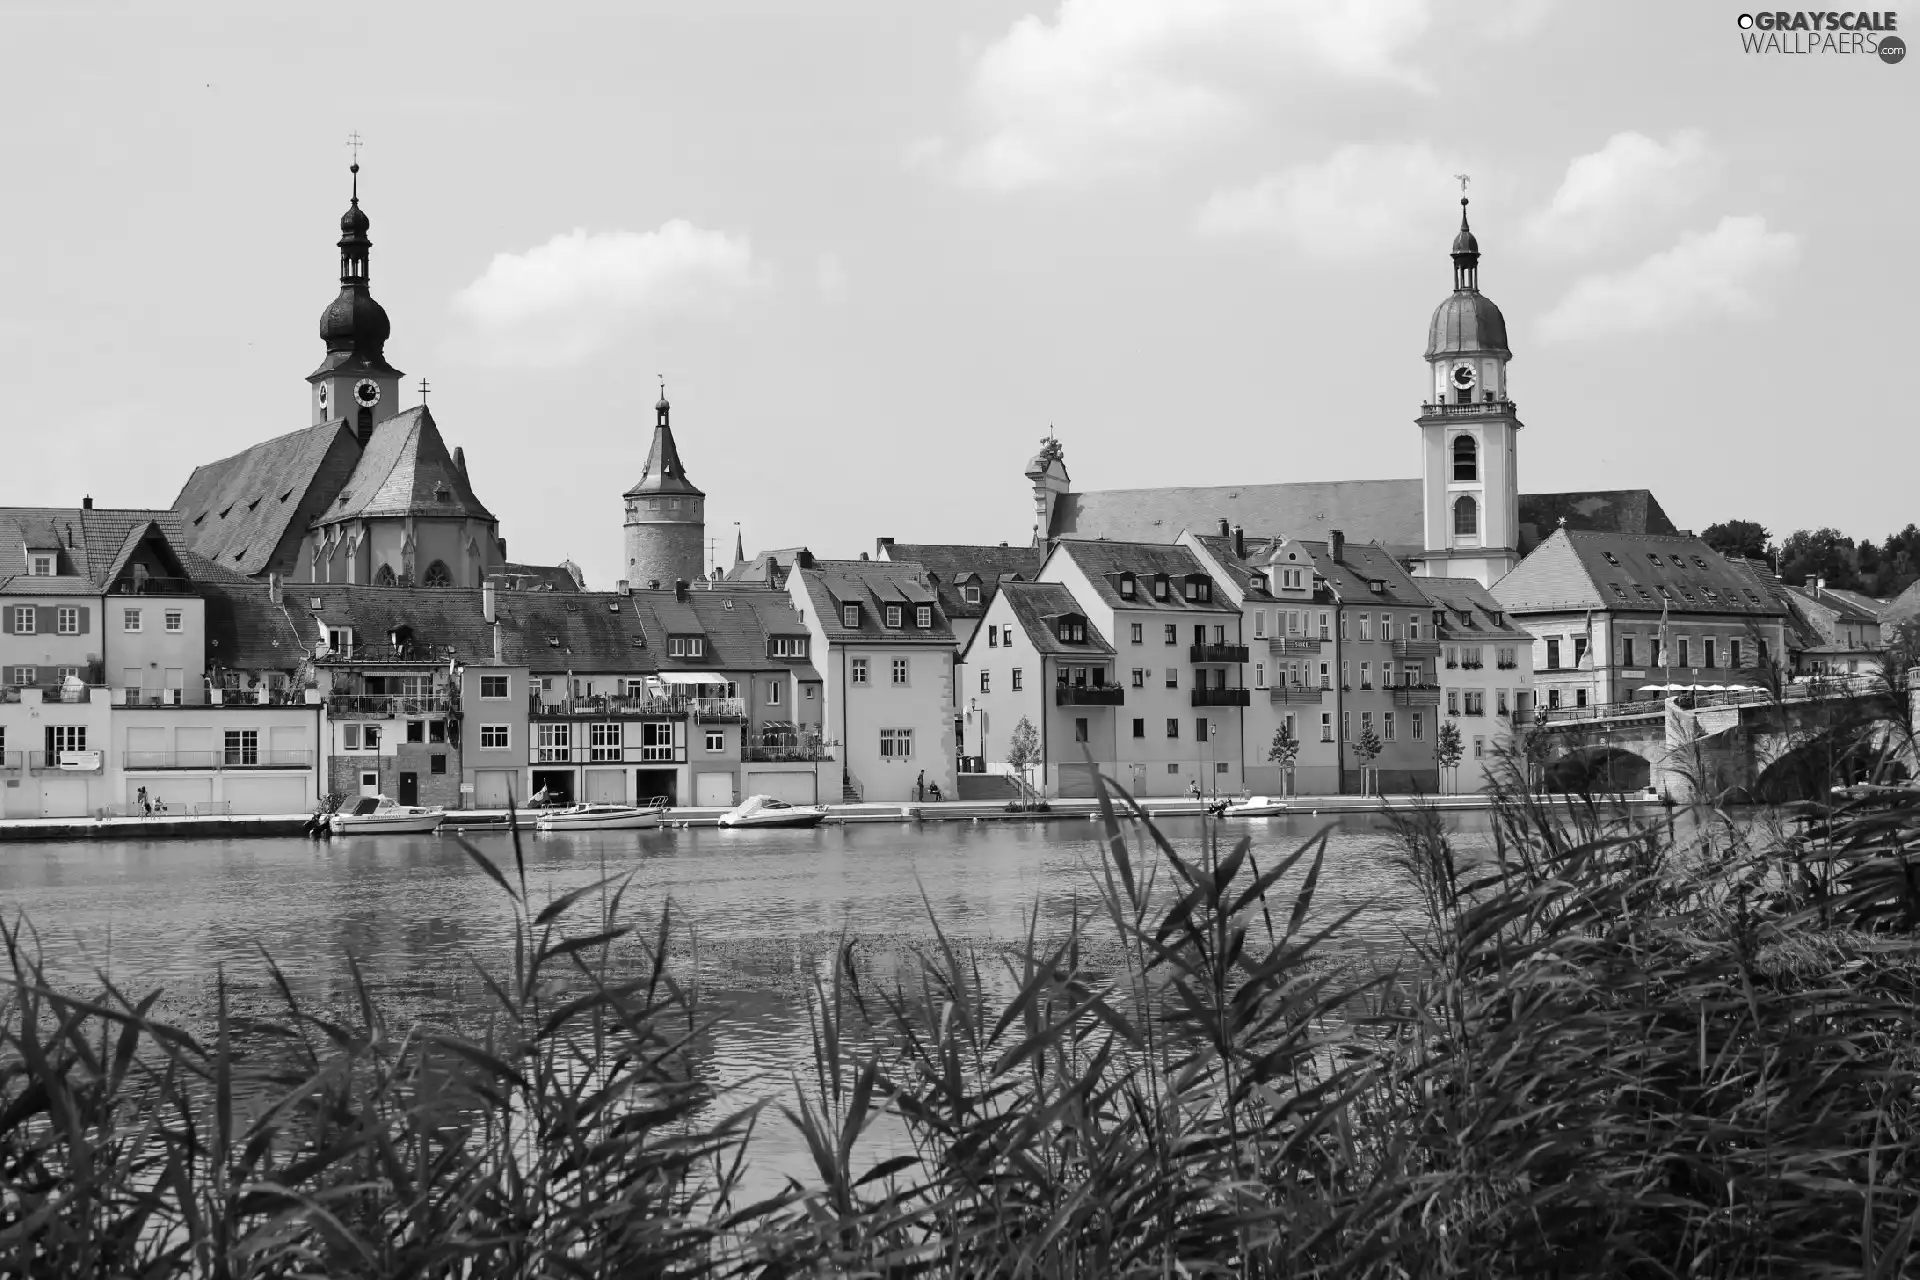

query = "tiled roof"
[317, 407, 496, 525]
[1784, 584, 1881, 626]
[0, 507, 248, 596]
[726, 546, 809, 586]
[1819, 587, 1891, 616]
[621, 416, 703, 498]
[1288, 540, 1430, 609]
[1516, 490, 1676, 554]
[1189, 533, 1288, 602]
[626, 587, 813, 673]
[1418, 576, 1534, 641]
[1883, 580, 1920, 632]
[1051, 479, 1423, 548]
[172, 422, 363, 577]
[882, 543, 1044, 619]
[1051, 540, 1239, 614]
[792, 561, 957, 645]
[1494, 529, 1787, 618]
[995, 582, 1116, 657]
[503, 562, 585, 592]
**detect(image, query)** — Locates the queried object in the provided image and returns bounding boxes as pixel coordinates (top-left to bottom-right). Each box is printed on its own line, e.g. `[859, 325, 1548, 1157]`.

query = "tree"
[1349, 721, 1383, 796]
[1267, 723, 1301, 797]
[1701, 520, 1772, 561]
[1777, 528, 1861, 590]
[1434, 720, 1464, 795]
[1005, 716, 1041, 807]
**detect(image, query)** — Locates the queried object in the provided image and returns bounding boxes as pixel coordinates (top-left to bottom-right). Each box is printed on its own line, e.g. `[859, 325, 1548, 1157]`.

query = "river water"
[0, 810, 1492, 1190]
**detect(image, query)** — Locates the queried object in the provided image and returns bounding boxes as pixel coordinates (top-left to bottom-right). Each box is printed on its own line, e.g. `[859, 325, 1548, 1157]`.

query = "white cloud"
[814, 253, 848, 304]
[1538, 215, 1798, 342]
[919, 0, 1434, 192]
[1524, 129, 1719, 255]
[451, 221, 761, 367]
[1195, 141, 1467, 259]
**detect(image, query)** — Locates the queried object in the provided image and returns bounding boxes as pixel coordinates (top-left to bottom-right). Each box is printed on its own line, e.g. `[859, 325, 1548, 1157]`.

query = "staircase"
[841, 773, 863, 803]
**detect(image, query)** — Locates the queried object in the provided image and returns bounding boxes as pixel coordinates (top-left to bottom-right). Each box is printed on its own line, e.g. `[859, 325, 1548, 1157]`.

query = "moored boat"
[328, 795, 447, 835]
[534, 800, 669, 831]
[717, 795, 829, 829]
[1221, 795, 1290, 817]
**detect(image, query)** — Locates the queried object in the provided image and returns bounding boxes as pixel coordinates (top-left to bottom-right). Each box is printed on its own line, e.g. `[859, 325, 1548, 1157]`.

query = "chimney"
[876, 537, 894, 558]
[492, 618, 503, 663]
[1232, 524, 1245, 559]
[859, 552, 870, 561]
[482, 577, 497, 623]
[674, 579, 689, 601]
[796, 549, 815, 569]
[1330, 529, 1345, 564]
[615, 579, 629, 593]
[268, 571, 282, 606]
[1813, 576, 1824, 597]
[82, 495, 93, 510]
[1218, 518, 1230, 537]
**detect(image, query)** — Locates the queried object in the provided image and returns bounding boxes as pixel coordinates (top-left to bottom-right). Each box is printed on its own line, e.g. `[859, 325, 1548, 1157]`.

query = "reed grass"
[3, 769, 1918, 1277]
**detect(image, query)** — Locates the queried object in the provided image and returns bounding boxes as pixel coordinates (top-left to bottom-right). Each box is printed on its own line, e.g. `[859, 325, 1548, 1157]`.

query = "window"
[892, 658, 909, 685]
[1497, 688, 1510, 715]
[1254, 610, 1266, 638]
[217, 728, 260, 767]
[1012, 668, 1023, 690]
[1165, 668, 1178, 688]
[1002, 625, 1015, 646]
[124, 609, 142, 632]
[1132, 718, 1145, 738]
[47, 725, 86, 755]
[1452, 434, 1478, 481]
[1359, 613, 1372, 642]
[1130, 623, 1143, 644]
[963, 584, 981, 605]
[1730, 638, 1743, 668]
[1704, 638, 1717, 669]
[706, 731, 725, 752]
[1547, 688, 1561, 709]
[915, 605, 932, 628]
[343, 724, 361, 750]
[1678, 638, 1691, 668]
[1255, 662, 1266, 688]
[1058, 619, 1086, 643]
[1621, 638, 1636, 667]
[842, 604, 861, 628]
[1339, 613, 1349, 641]
[988, 627, 999, 648]
[768, 681, 782, 705]
[480, 675, 509, 699]
[1464, 691, 1485, 716]
[1195, 718, 1209, 742]
[638, 722, 676, 761]
[52, 607, 78, 635]
[1118, 574, 1136, 599]
[12, 607, 33, 634]
[1412, 712, 1425, 741]
[30, 555, 52, 576]
[879, 728, 914, 758]
[1164, 624, 1177, 645]
[1381, 615, 1394, 642]
[407, 719, 425, 743]
[980, 670, 991, 693]
[1166, 719, 1179, 739]
[1545, 637, 1561, 671]
[363, 726, 381, 750]
[885, 605, 903, 628]
[1473, 736, 1486, 760]
[769, 637, 809, 657]
[165, 610, 182, 633]
[1359, 662, 1371, 689]
[1447, 690, 1459, 715]
[1319, 612, 1330, 640]
[535, 723, 572, 763]
[326, 627, 354, 656]
[430, 720, 447, 743]
[851, 658, 869, 685]
[1318, 662, 1331, 690]
[1153, 576, 1169, 601]
[667, 637, 705, 657]
[1130, 668, 1145, 688]
[1575, 689, 1588, 708]
[1610, 583, 1629, 601]
[1319, 713, 1333, 742]
[481, 724, 510, 748]
[1453, 495, 1478, 538]
[1343, 711, 1350, 740]
[1075, 718, 1089, 743]
[1383, 712, 1397, 741]
[587, 723, 621, 762]
[1572, 637, 1587, 666]
[1341, 660, 1350, 687]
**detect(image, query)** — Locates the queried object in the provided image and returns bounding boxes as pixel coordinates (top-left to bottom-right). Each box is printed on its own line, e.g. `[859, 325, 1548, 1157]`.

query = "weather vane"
[1454, 173, 1471, 195]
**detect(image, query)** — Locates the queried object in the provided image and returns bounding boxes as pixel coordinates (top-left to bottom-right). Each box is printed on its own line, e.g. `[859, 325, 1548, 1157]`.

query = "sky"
[1, 0, 1913, 590]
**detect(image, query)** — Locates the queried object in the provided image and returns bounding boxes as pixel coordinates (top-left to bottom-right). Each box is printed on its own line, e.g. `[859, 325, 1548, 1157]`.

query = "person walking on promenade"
[915, 770, 926, 802]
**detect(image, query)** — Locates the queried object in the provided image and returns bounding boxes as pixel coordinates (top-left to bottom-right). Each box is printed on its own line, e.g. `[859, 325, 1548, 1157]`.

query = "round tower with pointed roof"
[1414, 195, 1523, 588]
[308, 163, 403, 445]
[621, 391, 706, 588]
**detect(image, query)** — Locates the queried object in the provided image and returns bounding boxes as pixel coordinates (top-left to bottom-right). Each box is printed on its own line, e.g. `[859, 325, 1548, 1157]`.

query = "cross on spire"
[347, 131, 363, 163]
[418, 377, 430, 403]
[1454, 172, 1470, 194]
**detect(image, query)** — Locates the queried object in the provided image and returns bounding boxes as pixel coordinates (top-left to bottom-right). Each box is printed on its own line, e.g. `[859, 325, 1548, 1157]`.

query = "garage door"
[745, 771, 816, 805]
[39, 778, 92, 818]
[584, 769, 627, 803]
[695, 772, 735, 807]
[1057, 764, 1099, 799]
[474, 771, 515, 808]
[147, 776, 214, 814]
[224, 776, 310, 815]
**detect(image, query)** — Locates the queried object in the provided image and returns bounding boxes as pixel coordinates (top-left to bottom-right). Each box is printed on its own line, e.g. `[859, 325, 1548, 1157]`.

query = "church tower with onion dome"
[307, 162, 403, 446]
[621, 390, 706, 589]
[1413, 193, 1523, 587]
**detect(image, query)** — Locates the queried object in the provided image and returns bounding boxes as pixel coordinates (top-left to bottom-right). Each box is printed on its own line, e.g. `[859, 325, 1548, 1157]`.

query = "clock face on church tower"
[1450, 363, 1477, 391]
[316, 383, 329, 410]
[354, 379, 381, 407]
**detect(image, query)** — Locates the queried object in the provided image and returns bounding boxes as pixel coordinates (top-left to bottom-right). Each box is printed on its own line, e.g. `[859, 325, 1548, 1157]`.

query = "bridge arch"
[1542, 745, 1651, 795]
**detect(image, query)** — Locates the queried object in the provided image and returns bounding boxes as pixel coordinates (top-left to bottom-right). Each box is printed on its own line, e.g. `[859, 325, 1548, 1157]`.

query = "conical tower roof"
[622, 395, 703, 499]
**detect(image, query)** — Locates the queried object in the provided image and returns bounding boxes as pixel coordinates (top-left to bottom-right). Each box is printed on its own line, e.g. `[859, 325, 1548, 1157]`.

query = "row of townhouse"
[954, 530, 1539, 799]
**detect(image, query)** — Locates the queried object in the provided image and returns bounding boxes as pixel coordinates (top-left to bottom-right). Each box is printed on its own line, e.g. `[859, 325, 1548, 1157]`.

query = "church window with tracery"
[1453, 494, 1478, 539]
[374, 563, 397, 587]
[423, 560, 452, 587]
[1452, 435, 1478, 482]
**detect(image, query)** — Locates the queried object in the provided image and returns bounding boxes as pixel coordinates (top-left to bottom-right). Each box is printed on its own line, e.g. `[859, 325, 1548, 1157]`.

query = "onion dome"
[1425, 197, 1511, 360]
[311, 162, 401, 378]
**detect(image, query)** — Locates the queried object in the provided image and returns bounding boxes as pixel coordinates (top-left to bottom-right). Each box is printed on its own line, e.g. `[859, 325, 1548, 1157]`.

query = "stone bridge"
[1525, 675, 1919, 802]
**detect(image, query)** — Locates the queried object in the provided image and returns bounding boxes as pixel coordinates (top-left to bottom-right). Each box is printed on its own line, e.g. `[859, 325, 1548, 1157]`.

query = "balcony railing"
[532, 693, 681, 718]
[107, 576, 195, 595]
[742, 744, 835, 763]
[1391, 686, 1442, 707]
[27, 751, 102, 773]
[691, 697, 748, 722]
[1268, 636, 1323, 654]
[1392, 638, 1442, 659]
[314, 643, 446, 666]
[1055, 684, 1125, 706]
[1190, 643, 1250, 664]
[1268, 684, 1326, 704]
[0, 751, 20, 772]
[326, 695, 454, 718]
[1191, 687, 1251, 708]
[122, 750, 315, 770]
[1419, 397, 1518, 418]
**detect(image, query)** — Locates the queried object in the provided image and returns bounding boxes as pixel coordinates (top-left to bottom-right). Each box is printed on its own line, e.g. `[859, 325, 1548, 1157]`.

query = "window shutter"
[0, 608, 10, 635]
[76, 607, 90, 634]
[673, 719, 686, 762]
[38, 607, 58, 635]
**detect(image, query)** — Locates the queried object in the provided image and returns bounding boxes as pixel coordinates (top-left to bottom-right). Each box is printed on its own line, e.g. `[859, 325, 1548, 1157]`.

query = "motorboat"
[717, 794, 829, 829]
[535, 800, 669, 832]
[328, 795, 447, 835]
[1220, 795, 1290, 818]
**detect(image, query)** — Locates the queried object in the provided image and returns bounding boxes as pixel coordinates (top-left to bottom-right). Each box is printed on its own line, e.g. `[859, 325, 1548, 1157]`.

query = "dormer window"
[29, 555, 53, 576]
[1057, 618, 1086, 643]
[667, 636, 706, 657]
[1669, 555, 1686, 568]
[1183, 576, 1212, 603]
[842, 604, 860, 628]
[885, 604, 903, 628]
[1610, 583, 1628, 600]
[1153, 575, 1169, 601]
[1118, 573, 1136, 600]
[963, 584, 981, 605]
[1370, 580, 1386, 594]
[1249, 573, 1267, 593]
[1646, 553, 1664, 567]
[769, 636, 809, 658]
[1692, 556, 1709, 570]
[914, 605, 932, 628]
[1602, 551, 1620, 565]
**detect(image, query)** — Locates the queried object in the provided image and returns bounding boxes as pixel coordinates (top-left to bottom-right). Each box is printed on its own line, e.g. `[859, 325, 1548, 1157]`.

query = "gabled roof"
[726, 546, 809, 586]
[172, 421, 364, 577]
[626, 587, 813, 673]
[1418, 576, 1533, 641]
[1050, 479, 1423, 550]
[792, 560, 957, 645]
[994, 582, 1116, 658]
[1288, 540, 1429, 609]
[1493, 529, 1787, 618]
[316, 406, 495, 525]
[1820, 587, 1891, 615]
[0, 507, 247, 595]
[881, 543, 1044, 620]
[503, 562, 585, 592]
[1050, 540, 1238, 614]
[1515, 490, 1677, 553]
[1784, 584, 1881, 627]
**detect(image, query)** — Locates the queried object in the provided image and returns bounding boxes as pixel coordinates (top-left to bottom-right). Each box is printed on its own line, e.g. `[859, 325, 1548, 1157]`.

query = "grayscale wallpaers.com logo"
[1737, 11, 1905, 61]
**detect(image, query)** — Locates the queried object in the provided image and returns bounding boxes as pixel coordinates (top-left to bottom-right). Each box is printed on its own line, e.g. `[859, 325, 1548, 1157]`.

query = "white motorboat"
[717, 795, 829, 829]
[328, 795, 447, 835]
[1221, 795, 1290, 818]
[535, 800, 669, 832]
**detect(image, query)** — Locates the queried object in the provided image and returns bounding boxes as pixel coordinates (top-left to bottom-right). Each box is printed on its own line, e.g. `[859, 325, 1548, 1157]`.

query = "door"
[584, 769, 626, 803]
[398, 772, 419, 806]
[695, 772, 734, 807]
[360, 770, 380, 797]
[474, 770, 513, 807]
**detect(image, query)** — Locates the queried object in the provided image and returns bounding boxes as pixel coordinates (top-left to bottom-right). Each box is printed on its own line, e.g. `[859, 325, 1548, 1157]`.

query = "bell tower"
[308, 161, 402, 445]
[1413, 191, 1522, 587]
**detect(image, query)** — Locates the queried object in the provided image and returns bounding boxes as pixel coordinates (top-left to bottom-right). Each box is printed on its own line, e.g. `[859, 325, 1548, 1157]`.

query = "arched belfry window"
[374, 563, 397, 587]
[1452, 435, 1478, 482]
[1453, 494, 1479, 539]
[423, 560, 452, 587]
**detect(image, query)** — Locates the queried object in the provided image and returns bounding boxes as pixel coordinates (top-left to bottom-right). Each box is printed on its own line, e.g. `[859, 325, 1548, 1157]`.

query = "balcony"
[1055, 684, 1125, 706]
[1268, 684, 1326, 704]
[1268, 635, 1323, 654]
[122, 750, 315, 770]
[691, 697, 748, 722]
[742, 743, 835, 763]
[1419, 397, 1518, 418]
[0, 750, 20, 772]
[314, 643, 447, 666]
[27, 751, 101, 773]
[1191, 687, 1252, 708]
[106, 576, 195, 596]
[532, 693, 680, 718]
[1190, 643, 1250, 664]
[326, 695, 454, 718]
[1391, 685, 1442, 707]
[1392, 638, 1442, 659]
